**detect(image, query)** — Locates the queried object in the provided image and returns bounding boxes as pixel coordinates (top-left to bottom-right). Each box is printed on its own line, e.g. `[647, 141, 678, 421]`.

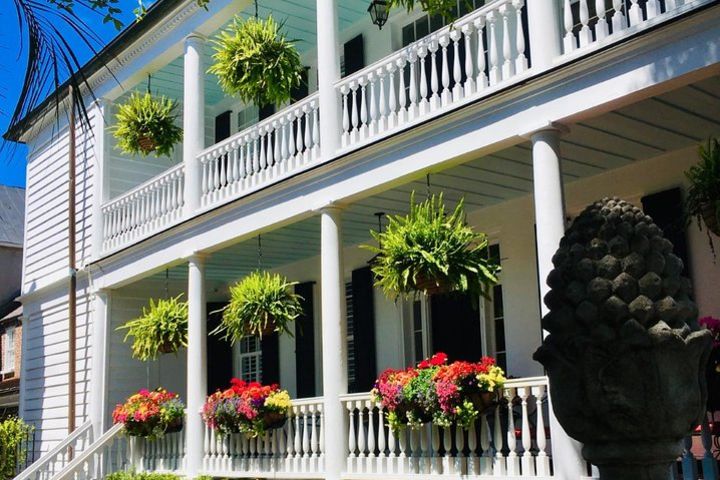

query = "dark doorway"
[430, 293, 483, 362]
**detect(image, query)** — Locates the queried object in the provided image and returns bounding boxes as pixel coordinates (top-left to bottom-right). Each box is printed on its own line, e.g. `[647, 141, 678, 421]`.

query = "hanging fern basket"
[117, 295, 189, 361]
[137, 134, 158, 155]
[208, 15, 303, 107]
[112, 92, 183, 158]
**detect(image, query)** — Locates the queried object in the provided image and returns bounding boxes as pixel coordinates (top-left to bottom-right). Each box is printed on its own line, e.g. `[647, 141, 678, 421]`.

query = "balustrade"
[101, 164, 185, 252]
[336, 0, 527, 150]
[202, 397, 325, 477]
[341, 377, 552, 478]
[198, 94, 320, 210]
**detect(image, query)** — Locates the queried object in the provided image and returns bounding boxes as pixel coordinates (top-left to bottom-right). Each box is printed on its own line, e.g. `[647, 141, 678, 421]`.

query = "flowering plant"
[202, 378, 292, 437]
[112, 388, 185, 439]
[372, 352, 506, 432]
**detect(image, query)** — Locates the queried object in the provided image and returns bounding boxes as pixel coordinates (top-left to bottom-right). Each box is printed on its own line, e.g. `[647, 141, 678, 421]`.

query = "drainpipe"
[68, 85, 78, 440]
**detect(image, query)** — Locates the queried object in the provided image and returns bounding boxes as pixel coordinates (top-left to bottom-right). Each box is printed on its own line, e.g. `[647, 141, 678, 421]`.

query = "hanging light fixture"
[368, 0, 390, 30]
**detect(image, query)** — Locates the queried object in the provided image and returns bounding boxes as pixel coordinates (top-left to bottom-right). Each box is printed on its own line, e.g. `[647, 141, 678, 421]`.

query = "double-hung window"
[2, 327, 15, 374]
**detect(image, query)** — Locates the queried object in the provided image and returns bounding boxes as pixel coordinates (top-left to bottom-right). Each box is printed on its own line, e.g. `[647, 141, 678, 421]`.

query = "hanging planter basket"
[263, 411, 288, 431]
[364, 193, 501, 300]
[700, 202, 720, 237]
[112, 92, 183, 158]
[214, 271, 303, 344]
[117, 295, 189, 361]
[208, 15, 304, 107]
[469, 390, 500, 416]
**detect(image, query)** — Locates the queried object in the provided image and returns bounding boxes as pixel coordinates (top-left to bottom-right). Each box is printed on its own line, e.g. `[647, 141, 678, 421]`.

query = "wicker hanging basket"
[415, 274, 449, 296]
[137, 134, 158, 154]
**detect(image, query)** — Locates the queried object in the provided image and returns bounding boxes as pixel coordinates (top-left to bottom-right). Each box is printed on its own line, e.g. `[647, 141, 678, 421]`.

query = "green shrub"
[388, 0, 473, 21]
[105, 472, 181, 480]
[208, 15, 303, 107]
[0, 417, 34, 480]
[117, 295, 188, 361]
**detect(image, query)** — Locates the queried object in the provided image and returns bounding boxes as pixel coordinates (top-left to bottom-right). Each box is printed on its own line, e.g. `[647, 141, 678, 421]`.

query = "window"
[237, 106, 259, 132]
[486, 244, 507, 371]
[236, 336, 262, 383]
[345, 282, 356, 389]
[412, 299, 429, 364]
[2, 327, 15, 374]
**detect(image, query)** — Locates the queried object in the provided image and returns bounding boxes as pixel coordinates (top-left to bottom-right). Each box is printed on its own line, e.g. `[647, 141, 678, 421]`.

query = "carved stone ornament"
[534, 197, 712, 480]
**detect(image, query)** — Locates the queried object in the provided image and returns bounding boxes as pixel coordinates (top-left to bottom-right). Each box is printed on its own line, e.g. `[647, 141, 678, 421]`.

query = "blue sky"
[0, 1, 143, 188]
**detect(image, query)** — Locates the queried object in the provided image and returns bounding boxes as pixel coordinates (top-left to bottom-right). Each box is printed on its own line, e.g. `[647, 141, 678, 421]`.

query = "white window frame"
[2, 327, 16, 375]
[234, 336, 262, 383]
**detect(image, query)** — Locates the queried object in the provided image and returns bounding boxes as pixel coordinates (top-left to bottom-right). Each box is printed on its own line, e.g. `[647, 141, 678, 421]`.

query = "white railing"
[14, 421, 94, 480]
[49, 423, 130, 480]
[135, 430, 186, 474]
[341, 376, 552, 479]
[198, 94, 320, 210]
[562, 0, 696, 55]
[202, 396, 325, 477]
[101, 163, 185, 251]
[336, 0, 527, 150]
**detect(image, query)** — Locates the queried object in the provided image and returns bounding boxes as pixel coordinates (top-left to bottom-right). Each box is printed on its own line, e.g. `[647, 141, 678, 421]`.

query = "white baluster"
[666, 0, 678, 11]
[258, 130, 267, 172]
[520, 387, 535, 476]
[287, 113, 296, 166]
[397, 56, 408, 124]
[442, 426, 453, 474]
[533, 385, 551, 477]
[474, 17, 488, 90]
[450, 29, 463, 101]
[595, 0, 609, 41]
[431, 424, 441, 475]
[368, 72, 378, 137]
[578, 0, 592, 47]
[311, 103, 320, 159]
[311, 407, 319, 458]
[417, 42, 429, 115]
[367, 402, 377, 467]
[341, 85, 350, 147]
[439, 34, 451, 106]
[408, 50, 418, 119]
[628, 0, 643, 25]
[301, 406, 310, 471]
[500, 4, 514, 80]
[462, 24, 475, 96]
[350, 81, 360, 142]
[302, 105, 312, 163]
[377, 68, 387, 133]
[455, 423, 465, 474]
[612, 0, 628, 32]
[646, 0, 660, 19]
[319, 405, 325, 460]
[563, 0, 576, 53]
[387, 419, 397, 474]
[398, 427, 408, 473]
[468, 420, 479, 475]
[359, 78, 369, 140]
[505, 388, 520, 475]
[386, 63, 398, 129]
[513, 1, 528, 73]
[493, 404, 506, 476]
[409, 428, 420, 473]
[347, 403, 357, 472]
[278, 117, 288, 164]
[377, 406, 387, 460]
[428, 39, 440, 111]
[296, 109, 305, 162]
[419, 423, 430, 474]
[272, 121, 281, 169]
[487, 11, 500, 85]
[357, 401, 367, 473]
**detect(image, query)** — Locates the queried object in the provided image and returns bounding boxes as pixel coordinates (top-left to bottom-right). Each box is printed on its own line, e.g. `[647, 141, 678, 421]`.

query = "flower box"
[112, 388, 185, 440]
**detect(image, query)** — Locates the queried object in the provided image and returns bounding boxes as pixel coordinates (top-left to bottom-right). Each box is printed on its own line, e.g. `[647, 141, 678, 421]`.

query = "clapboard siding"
[21, 285, 93, 455]
[23, 106, 98, 291]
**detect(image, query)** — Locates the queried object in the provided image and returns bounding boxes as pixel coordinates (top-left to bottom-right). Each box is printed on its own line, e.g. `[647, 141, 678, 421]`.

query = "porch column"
[183, 33, 206, 216]
[530, 124, 586, 480]
[525, 2, 562, 69]
[320, 205, 348, 480]
[185, 253, 208, 477]
[315, 0, 342, 156]
[91, 98, 110, 260]
[89, 289, 110, 436]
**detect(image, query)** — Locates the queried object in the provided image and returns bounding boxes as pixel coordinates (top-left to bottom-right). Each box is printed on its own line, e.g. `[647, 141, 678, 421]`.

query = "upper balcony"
[97, 0, 715, 257]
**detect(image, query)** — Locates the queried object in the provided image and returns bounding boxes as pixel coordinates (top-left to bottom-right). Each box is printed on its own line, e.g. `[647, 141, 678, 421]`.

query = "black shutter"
[214, 111, 232, 143]
[641, 188, 690, 275]
[259, 103, 276, 121]
[343, 35, 365, 125]
[261, 333, 280, 385]
[350, 267, 376, 393]
[295, 282, 316, 398]
[291, 67, 310, 103]
[207, 302, 233, 395]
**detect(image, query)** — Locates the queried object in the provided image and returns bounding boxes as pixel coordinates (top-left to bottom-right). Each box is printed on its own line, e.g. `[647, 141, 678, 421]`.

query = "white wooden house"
[7, 1, 720, 479]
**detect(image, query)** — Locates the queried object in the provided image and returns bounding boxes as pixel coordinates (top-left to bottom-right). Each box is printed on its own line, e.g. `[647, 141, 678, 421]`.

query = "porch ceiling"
[159, 75, 720, 284]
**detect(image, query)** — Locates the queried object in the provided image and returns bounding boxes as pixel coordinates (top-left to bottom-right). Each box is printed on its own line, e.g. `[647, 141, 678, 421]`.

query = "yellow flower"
[265, 390, 292, 411]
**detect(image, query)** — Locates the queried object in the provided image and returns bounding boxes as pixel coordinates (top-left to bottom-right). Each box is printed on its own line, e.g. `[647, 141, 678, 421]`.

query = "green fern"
[117, 295, 188, 361]
[686, 138, 720, 231]
[364, 193, 500, 300]
[215, 271, 303, 343]
[112, 92, 183, 157]
[389, 0, 473, 21]
[208, 15, 303, 107]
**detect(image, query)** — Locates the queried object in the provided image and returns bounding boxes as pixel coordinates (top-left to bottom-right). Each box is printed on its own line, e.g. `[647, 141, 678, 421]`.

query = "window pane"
[402, 23, 415, 47]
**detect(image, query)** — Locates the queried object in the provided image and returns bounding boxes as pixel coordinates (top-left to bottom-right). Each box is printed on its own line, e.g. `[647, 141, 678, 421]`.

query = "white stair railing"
[49, 423, 130, 480]
[14, 421, 94, 480]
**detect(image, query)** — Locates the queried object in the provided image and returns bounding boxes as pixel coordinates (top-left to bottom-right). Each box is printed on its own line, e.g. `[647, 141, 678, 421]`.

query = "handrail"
[102, 162, 185, 210]
[14, 421, 94, 480]
[51, 423, 124, 480]
[198, 93, 320, 159]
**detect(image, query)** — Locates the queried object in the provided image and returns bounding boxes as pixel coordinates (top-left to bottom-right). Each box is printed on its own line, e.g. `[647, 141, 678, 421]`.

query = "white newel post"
[89, 289, 110, 437]
[525, 1, 562, 69]
[530, 124, 586, 480]
[320, 205, 348, 480]
[183, 34, 206, 216]
[186, 253, 208, 477]
[316, 0, 342, 156]
[91, 98, 109, 260]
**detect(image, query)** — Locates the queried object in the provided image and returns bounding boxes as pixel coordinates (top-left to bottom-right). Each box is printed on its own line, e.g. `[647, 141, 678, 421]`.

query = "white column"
[525, 2, 562, 69]
[185, 253, 208, 477]
[183, 34, 206, 216]
[91, 99, 109, 260]
[320, 205, 348, 480]
[89, 290, 110, 437]
[316, 0, 342, 156]
[530, 124, 586, 480]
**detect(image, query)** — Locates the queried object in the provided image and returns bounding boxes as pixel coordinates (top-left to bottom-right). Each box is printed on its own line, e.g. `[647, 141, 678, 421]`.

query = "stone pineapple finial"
[534, 197, 712, 480]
